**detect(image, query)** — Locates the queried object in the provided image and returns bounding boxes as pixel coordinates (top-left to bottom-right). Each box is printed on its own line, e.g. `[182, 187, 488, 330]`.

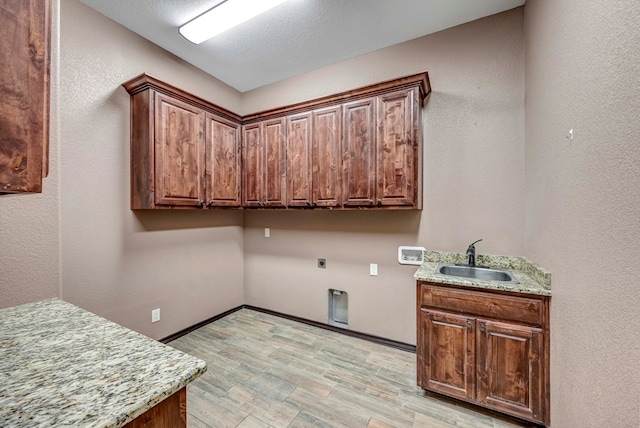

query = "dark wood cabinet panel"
[0, 0, 51, 194]
[124, 74, 242, 209]
[312, 106, 342, 208]
[263, 118, 287, 208]
[342, 98, 376, 207]
[242, 123, 262, 207]
[242, 119, 286, 208]
[376, 88, 419, 207]
[206, 114, 241, 207]
[417, 282, 550, 426]
[154, 93, 205, 207]
[476, 319, 544, 423]
[287, 113, 312, 207]
[420, 309, 476, 401]
[125, 72, 430, 210]
[123, 387, 186, 428]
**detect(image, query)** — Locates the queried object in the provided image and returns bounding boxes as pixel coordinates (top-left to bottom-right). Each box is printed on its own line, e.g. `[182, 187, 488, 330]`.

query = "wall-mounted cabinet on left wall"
[0, 0, 52, 195]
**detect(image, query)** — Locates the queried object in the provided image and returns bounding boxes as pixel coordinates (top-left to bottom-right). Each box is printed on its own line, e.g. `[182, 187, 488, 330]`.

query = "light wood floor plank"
[169, 309, 536, 428]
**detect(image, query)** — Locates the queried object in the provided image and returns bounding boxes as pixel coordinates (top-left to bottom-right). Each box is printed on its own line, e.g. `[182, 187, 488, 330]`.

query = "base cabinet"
[417, 282, 550, 426]
[123, 387, 186, 428]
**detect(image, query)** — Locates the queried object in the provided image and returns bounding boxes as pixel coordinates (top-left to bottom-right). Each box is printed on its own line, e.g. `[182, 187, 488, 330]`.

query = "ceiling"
[79, 0, 525, 93]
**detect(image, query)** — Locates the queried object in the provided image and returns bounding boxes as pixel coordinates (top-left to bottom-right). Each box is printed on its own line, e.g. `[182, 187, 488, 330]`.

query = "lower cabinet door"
[476, 319, 544, 423]
[421, 309, 476, 401]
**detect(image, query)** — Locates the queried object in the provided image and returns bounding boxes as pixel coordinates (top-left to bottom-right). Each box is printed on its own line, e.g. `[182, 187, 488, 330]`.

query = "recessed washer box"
[398, 246, 426, 265]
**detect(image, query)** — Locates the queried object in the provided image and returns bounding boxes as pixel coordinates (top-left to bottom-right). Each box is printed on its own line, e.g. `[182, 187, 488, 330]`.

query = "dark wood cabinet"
[154, 92, 206, 207]
[376, 88, 421, 207]
[342, 98, 377, 207]
[206, 113, 241, 207]
[312, 106, 342, 208]
[242, 118, 287, 208]
[476, 319, 544, 422]
[419, 309, 476, 401]
[123, 74, 243, 209]
[287, 113, 312, 207]
[417, 282, 550, 426]
[0, 0, 51, 194]
[124, 72, 430, 210]
[342, 87, 422, 208]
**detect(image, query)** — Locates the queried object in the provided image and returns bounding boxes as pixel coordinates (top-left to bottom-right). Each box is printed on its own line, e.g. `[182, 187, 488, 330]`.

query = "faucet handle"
[469, 239, 483, 247]
[466, 239, 483, 255]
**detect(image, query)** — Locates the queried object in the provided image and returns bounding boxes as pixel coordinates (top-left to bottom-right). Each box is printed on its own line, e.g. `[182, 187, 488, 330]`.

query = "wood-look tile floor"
[169, 309, 536, 428]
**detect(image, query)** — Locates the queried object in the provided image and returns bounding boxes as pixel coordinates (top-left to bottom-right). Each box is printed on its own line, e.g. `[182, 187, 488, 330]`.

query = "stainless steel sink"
[436, 263, 519, 283]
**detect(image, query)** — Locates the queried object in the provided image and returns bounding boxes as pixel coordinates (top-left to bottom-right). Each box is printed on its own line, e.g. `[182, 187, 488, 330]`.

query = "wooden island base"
[124, 387, 186, 428]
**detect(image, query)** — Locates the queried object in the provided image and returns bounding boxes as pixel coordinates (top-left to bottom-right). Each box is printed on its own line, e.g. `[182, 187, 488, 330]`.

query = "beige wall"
[4, 1, 638, 425]
[524, 0, 640, 426]
[242, 9, 526, 344]
[53, 0, 245, 339]
[0, 1, 62, 308]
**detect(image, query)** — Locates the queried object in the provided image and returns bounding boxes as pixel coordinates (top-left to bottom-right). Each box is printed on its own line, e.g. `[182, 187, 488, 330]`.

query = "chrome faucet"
[466, 239, 483, 266]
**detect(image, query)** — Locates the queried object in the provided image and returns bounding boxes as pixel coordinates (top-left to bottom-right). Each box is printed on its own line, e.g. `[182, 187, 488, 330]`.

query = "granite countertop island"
[0, 299, 207, 427]
[414, 250, 552, 296]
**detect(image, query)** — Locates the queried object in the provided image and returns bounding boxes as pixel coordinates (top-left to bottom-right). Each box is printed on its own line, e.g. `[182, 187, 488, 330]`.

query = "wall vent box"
[398, 246, 426, 265]
[328, 289, 348, 329]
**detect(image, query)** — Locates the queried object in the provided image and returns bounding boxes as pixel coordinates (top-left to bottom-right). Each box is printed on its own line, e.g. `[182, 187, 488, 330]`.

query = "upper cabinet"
[123, 74, 242, 209]
[311, 106, 342, 208]
[206, 114, 241, 207]
[0, 0, 51, 194]
[153, 92, 206, 208]
[342, 98, 377, 207]
[376, 88, 421, 207]
[123, 72, 430, 210]
[242, 118, 287, 208]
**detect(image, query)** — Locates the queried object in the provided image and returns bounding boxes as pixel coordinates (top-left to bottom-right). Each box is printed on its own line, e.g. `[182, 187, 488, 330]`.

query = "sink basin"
[436, 263, 519, 283]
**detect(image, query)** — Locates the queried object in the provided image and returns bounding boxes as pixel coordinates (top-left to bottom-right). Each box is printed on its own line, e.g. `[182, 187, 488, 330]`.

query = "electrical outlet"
[151, 308, 160, 323]
[264, 228, 270, 238]
[370, 263, 378, 276]
[318, 258, 327, 269]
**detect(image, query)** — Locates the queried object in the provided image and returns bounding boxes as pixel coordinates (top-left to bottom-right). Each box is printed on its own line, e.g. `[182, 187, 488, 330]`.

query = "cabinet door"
[376, 88, 418, 207]
[263, 118, 287, 207]
[154, 93, 205, 207]
[476, 319, 544, 423]
[312, 106, 342, 207]
[287, 113, 312, 207]
[242, 122, 263, 207]
[0, 0, 50, 194]
[420, 309, 476, 401]
[205, 113, 241, 207]
[342, 98, 376, 207]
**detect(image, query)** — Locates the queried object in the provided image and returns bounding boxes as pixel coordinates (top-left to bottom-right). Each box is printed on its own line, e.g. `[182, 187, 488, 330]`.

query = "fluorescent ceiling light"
[179, 0, 289, 44]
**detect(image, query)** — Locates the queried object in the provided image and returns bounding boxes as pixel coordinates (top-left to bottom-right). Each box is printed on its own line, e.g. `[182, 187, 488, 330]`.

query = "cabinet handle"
[306, 201, 311, 207]
[377, 199, 382, 206]
[466, 321, 472, 328]
[480, 325, 486, 332]
[199, 200, 205, 207]
[207, 200, 214, 208]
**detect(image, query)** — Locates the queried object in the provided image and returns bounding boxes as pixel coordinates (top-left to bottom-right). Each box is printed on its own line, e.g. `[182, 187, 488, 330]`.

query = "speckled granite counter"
[0, 299, 207, 427]
[414, 250, 551, 296]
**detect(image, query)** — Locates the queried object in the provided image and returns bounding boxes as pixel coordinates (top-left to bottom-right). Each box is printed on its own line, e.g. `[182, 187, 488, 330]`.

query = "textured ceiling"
[79, 0, 525, 92]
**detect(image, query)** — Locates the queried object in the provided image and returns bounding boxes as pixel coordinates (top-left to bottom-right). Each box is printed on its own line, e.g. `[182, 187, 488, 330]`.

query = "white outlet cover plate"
[370, 263, 378, 276]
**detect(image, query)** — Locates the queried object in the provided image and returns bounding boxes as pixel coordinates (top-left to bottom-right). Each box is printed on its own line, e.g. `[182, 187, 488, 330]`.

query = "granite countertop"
[0, 299, 207, 427]
[414, 250, 551, 296]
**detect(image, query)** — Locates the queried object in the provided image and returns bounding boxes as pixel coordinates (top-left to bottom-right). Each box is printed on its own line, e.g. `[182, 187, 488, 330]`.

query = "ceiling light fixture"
[179, 0, 289, 44]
